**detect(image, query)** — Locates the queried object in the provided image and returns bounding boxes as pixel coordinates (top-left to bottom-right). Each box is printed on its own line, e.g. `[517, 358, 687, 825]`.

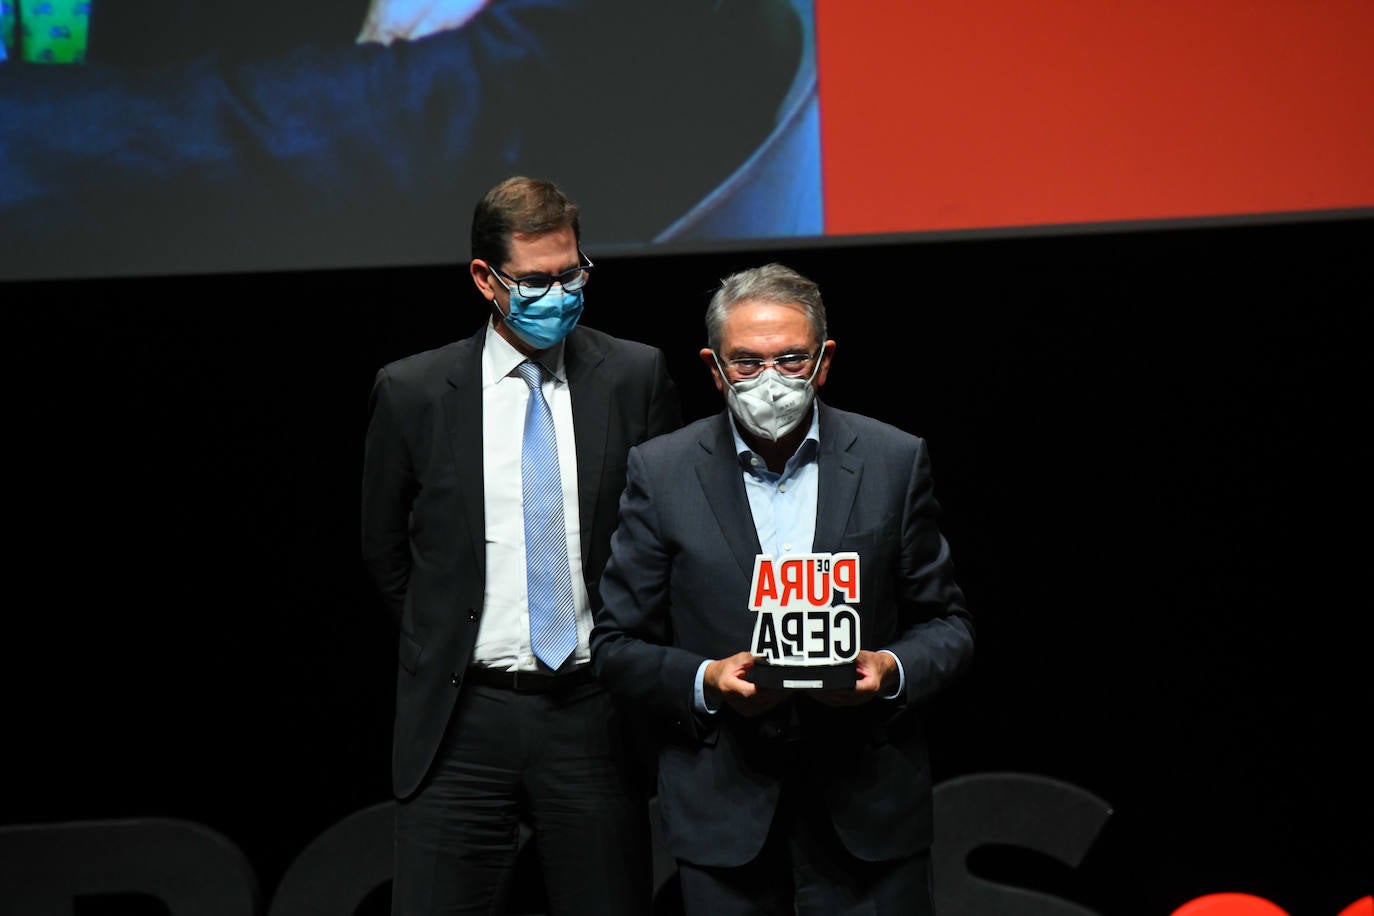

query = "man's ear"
[470, 260, 498, 302]
[814, 340, 836, 388]
[699, 348, 726, 393]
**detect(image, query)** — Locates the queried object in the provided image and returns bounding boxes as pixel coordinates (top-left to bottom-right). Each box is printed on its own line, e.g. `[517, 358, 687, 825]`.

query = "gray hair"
[704, 263, 827, 354]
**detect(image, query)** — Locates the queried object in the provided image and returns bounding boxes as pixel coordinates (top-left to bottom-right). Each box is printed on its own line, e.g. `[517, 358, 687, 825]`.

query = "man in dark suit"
[361, 176, 681, 915]
[591, 263, 974, 915]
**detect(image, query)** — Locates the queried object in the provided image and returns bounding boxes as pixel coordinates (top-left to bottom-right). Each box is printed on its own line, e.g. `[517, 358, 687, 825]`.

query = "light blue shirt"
[694, 405, 904, 712]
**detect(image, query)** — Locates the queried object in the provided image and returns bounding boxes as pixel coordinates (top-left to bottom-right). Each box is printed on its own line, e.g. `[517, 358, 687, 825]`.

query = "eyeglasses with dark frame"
[719, 348, 822, 380]
[490, 250, 594, 301]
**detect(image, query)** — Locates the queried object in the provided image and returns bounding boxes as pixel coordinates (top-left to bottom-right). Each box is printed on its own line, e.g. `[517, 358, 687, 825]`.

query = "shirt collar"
[731, 402, 821, 479]
[482, 319, 567, 388]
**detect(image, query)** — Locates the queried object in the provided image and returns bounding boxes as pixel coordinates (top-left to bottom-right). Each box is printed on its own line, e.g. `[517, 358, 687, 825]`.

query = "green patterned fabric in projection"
[1, 2, 17, 60]
[9, 0, 90, 63]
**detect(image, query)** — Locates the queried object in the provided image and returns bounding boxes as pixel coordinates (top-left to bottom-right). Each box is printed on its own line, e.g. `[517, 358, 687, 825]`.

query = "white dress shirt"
[474, 322, 592, 671]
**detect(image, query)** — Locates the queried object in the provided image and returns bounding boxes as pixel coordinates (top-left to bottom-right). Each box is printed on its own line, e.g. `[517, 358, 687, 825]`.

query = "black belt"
[465, 664, 596, 693]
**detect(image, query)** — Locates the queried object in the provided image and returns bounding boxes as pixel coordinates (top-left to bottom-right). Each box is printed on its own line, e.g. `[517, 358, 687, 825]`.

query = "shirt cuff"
[879, 649, 905, 700]
[694, 659, 719, 714]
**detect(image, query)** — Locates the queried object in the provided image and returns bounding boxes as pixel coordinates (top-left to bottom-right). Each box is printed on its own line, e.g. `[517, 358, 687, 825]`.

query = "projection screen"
[1, 0, 1369, 282]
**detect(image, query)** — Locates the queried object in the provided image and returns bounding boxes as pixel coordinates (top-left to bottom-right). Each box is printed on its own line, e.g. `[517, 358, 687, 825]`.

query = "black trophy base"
[746, 661, 857, 691]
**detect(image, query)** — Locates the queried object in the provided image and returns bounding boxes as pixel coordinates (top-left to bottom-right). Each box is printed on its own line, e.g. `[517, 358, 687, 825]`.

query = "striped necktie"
[515, 360, 577, 670]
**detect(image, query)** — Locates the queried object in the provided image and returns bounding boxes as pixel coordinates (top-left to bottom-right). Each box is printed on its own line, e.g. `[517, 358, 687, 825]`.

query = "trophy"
[744, 552, 860, 690]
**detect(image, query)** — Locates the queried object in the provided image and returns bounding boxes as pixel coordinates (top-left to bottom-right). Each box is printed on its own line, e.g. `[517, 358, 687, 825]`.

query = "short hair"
[705, 263, 827, 354]
[470, 176, 581, 266]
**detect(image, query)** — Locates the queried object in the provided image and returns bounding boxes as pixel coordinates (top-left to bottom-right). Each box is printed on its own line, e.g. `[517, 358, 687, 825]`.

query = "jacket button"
[467, 609, 478, 621]
[450, 672, 461, 687]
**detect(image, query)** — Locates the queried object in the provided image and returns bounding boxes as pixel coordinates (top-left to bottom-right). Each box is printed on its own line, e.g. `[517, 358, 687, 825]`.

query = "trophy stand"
[746, 660, 857, 691]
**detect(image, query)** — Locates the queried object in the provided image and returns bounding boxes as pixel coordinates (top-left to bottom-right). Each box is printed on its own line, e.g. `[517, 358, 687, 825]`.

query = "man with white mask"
[591, 262, 974, 916]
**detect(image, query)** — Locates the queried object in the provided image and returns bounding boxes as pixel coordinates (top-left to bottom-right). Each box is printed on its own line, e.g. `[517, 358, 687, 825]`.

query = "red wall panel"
[816, 1, 1374, 234]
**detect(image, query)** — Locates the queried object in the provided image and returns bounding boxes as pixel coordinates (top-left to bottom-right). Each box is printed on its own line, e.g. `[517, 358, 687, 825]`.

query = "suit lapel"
[565, 330, 609, 561]
[695, 411, 763, 578]
[812, 402, 863, 554]
[442, 329, 487, 579]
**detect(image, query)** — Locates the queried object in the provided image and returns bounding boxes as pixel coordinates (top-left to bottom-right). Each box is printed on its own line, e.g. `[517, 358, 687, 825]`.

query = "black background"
[3, 213, 1371, 915]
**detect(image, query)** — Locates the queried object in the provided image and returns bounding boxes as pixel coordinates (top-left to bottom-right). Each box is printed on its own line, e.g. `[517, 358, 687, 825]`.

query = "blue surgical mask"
[501, 286, 584, 350]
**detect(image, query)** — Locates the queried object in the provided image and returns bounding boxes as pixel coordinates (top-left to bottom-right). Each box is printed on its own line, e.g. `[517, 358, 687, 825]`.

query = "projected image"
[8, 0, 1364, 284]
[0, 0, 821, 280]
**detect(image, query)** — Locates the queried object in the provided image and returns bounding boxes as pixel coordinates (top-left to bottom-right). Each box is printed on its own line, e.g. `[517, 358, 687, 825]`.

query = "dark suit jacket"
[361, 322, 681, 798]
[591, 402, 974, 867]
